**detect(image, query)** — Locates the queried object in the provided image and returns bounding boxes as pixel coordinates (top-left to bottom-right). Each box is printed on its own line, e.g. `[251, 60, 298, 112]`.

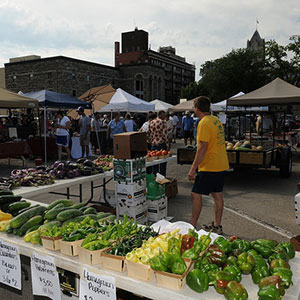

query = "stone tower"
[247, 30, 265, 52]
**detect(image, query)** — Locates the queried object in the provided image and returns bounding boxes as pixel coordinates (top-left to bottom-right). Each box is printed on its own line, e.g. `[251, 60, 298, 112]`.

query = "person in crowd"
[182, 111, 194, 146]
[149, 110, 168, 176]
[55, 110, 71, 161]
[256, 113, 273, 136]
[170, 112, 179, 143]
[77, 106, 91, 158]
[165, 113, 173, 149]
[91, 112, 102, 153]
[188, 96, 229, 234]
[193, 117, 200, 147]
[107, 112, 126, 154]
[176, 112, 183, 138]
[124, 114, 135, 132]
[140, 113, 156, 150]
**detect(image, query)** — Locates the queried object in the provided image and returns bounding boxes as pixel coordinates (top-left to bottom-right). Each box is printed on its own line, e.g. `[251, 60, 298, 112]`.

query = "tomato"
[162, 150, 167, 155]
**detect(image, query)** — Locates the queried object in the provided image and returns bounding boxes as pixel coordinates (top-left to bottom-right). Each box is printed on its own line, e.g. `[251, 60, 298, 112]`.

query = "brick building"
[4, 28, 195, 104]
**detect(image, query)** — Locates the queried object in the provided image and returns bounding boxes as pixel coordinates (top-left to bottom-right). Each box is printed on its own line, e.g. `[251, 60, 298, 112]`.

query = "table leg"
[79, 184, 82, 203]
[67, 187, 70, 199]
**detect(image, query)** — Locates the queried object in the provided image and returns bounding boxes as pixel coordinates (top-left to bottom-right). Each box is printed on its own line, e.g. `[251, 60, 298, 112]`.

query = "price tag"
[80, 267, 116, 300]
[31, 252, 61, 300]
[0, 239, 21, 290]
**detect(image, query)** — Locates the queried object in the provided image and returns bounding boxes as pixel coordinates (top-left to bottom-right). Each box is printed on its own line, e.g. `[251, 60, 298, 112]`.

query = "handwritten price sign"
[31, 252, 61, 300]
[0, 239, 21, 290]
[80, 267, 116, 300]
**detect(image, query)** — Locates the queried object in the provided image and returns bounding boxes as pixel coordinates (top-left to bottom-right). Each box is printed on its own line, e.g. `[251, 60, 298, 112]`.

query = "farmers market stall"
[0, 202, 299, 300]
[0, 140, 32, 164]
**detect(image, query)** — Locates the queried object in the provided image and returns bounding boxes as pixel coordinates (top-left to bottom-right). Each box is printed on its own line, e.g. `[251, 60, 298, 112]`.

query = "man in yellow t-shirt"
[188, 96, 229, 234]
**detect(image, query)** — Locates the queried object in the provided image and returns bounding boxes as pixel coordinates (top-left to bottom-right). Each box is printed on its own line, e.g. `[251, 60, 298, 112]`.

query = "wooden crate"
[78, 247, 109, 265]
[239, 150, 272, 165]
[227, 151, 236, 164]
[153, 258, 192, 290]
[126, 260, 154, 282]
[102, 251, 126, 272]
[60, 239, 84, 256]
[41, 236, 62, 251]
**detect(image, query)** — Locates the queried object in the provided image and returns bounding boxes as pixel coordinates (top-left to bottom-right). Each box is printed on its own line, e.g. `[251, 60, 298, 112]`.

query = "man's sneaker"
[202, 222, 223, 235]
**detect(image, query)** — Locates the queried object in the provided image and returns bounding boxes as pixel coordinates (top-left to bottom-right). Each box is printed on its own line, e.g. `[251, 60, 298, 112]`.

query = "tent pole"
[37, 108, 43, 158]
[44, 107, 47, 164]
[91, 101, 101, 155]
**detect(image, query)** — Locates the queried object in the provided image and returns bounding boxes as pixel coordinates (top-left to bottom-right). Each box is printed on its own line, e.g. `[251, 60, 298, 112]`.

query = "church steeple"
[247, 29, 265, 52]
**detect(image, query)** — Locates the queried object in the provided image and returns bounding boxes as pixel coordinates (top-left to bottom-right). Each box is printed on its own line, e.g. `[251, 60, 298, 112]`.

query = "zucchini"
[5, 224, 13, 234]
[49, 203, 65, 210]
[0, 195, 22, 205]
[25, 224, 41, 235]
[83, 207, 97, 215]
[56, 209, 83, 222]
[0, 190, 14, 196]
[79, 206, 88, 212]
[62, 214, 99, 226]
[17, 204, 39, 215]
[13, 228, 18, 235]
[16, 215, 43, 237]
[97, 212, 111, 219]
[47, 199, 74, 210]
[39, 220, 62, 233]
[10, 206, 46, 229]
[8, 201, 31, 212]
[71, 203, 86, 209]
[45, 207, 70, 220]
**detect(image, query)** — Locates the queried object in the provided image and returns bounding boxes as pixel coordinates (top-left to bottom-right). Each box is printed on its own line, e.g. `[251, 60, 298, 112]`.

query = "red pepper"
[181, 234, 195, 254]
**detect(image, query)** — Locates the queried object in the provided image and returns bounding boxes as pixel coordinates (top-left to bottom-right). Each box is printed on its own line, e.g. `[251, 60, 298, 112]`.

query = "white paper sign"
[0, 239, 21, 290]
[31, 252, 61, 300]
[80, 267, 116, 300]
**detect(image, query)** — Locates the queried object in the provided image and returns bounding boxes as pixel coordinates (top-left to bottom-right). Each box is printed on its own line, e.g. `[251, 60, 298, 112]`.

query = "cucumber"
[0, 195, 22, 205]
[39, 221, 62, 233]
[49, 203, 65, 210]
[47, 199, 74, 210]
[25, 224, 41, 235]
[44, 207, 70, 221]
[79, 206, 87, 212]
[17, 204, 39, 215]
[83, 207, 97, 215]
[97, 212, 111, 219]
[13, 228, 18, 235]
[8, 201, 31, 212]
[16, 215, 43, 237]
[10, 206, 46, 229]
[5, 224, 13, 234]
[56, 209, 83, 222]
[71, 203, 86, 209]
[62, 214, 99, 226]
[0, 190, 14, 196]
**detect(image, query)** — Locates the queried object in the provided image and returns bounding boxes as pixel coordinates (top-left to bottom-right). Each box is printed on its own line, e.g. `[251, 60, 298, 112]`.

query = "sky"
[0, 0, 300, 80]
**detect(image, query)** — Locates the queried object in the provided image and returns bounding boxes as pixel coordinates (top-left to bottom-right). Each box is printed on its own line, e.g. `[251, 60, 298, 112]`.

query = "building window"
[29, 73, 33, 80]
[72, 72, 76, 80]
[47, 72, 52, 79]
[13, 75, 16, 81]
[87, 75, 90, 82]
[135, 74, 144, 99]
[72, 90, 76, 97]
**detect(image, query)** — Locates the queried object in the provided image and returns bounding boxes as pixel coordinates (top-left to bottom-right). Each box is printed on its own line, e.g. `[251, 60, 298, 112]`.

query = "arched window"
[135, 74, 144, 99]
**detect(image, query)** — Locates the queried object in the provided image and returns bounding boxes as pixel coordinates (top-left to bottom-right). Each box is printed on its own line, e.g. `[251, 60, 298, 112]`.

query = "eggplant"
[82, 170, 92, 176]
[83, 160, 95, 168]
[49, 170, 57, 177]
[96, 167, 104, 173]
[67, 170, 75, 178]
[57, 162, 65, 171]
[77, 158, 86, 164]
[53, 161, 61, 168]
[73, 169, 81, 177]
[57, 170, 65, 179]
[36, 165, 46, 171]
[68, 163, 79, 170]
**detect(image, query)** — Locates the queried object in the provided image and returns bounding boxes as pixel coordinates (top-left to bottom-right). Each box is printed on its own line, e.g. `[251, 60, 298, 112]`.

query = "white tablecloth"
[71, 136, 92, 159]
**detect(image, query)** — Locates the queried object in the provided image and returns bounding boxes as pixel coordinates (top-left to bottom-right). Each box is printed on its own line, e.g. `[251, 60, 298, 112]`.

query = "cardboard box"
[117, 196, 146, 213]
[78, 246, 109, 265]
[60, 239, 84, 256]
[147, 197, 168, 222]
[102, 251, 126, 272]
[126, 260, 154, 281]
[113, 157, 146, 183]
[41, 236, 62, 251]
[165, 178, 178, 199]
[116, 203, 148, 224]
[115, 180, 146, 201]
[113, 132, 147, 159]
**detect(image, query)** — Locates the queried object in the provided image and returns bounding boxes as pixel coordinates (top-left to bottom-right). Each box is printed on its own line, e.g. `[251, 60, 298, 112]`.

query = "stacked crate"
[146, 173, 168, 222]
[113, 157, 147, 224]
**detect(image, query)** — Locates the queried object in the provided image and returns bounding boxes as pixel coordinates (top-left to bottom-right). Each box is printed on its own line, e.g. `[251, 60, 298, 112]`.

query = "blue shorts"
[192, 171, 225, 196]
[56, 135, 69, 147]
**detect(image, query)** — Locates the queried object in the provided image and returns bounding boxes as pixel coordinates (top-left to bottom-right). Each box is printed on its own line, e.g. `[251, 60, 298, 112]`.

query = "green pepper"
[224, 255, 239, 268]
[223, 265, 242, 283]
[237, 252, 255, 274]
[247, 249, 259, 257]
[158, 252, 174, 269]
[83, 239, 110, 251]
[198, 231, 212, 252]
[253, 255, 268, 269]
[63, 233, 83, 241]
[267, 250, 289, 263]
[207, 244, 227, 266]
[168, 237, 181, 255]
[272, 267, 293, 289]
[171, 256, 186, 275]
[275, 242, 295, 259]
[214, 236, 232, 254]
[231, 239, 251, 252]
[186, 269, 209, 293]
[259, 275, 285, 296]
[194, 256, 211, 269]
[187, 228, 199, 241]
[81, 233, 98, 247]
[149, 256, 168, 272]
[258, 285, 281, 300]
[251, 266, 270, 284]
[251, 239, 277, 258]
[198, 263, 219, 285]
[182, 247, 199, 260]
[269, 258, 290, 271]
[214, 271, 236, 294]
[224, 281, 248, 300]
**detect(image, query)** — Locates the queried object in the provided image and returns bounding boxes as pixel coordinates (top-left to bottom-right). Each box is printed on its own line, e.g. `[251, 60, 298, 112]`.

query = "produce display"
[146, 150, 171, 160]
[226, 140, 263, 151]
[93, 155, 114, 171]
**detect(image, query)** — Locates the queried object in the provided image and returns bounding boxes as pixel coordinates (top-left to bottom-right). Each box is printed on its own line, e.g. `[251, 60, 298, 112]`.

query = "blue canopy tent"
[24, 90, 91, 163]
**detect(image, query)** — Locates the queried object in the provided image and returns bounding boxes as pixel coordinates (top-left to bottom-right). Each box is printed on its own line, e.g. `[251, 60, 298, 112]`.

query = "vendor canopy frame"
[150, 99, 174, 112]
[227, 77, 300, 107]
[0, 87, 38, 108]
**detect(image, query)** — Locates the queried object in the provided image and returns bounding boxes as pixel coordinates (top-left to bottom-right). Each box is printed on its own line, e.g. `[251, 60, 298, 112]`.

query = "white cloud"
[0, 0, 299, 80]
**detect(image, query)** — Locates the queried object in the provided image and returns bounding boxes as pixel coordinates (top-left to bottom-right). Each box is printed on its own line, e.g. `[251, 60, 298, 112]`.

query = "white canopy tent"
[211, 92, 268, 112]
[98, 88, 155, 113]
[150, 99, 174, 112]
